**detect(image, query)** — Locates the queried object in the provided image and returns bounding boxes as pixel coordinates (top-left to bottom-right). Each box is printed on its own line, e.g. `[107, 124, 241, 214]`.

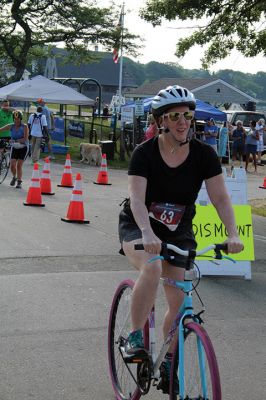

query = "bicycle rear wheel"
[108, 279, 149, 400]
[170, 322, 221, 400]
[0, 154, 10, 184]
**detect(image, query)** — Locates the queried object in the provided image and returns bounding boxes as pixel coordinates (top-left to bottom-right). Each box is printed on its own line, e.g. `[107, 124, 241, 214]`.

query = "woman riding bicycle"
[118, 84, 243, 394]
[0, 110, 29, 188]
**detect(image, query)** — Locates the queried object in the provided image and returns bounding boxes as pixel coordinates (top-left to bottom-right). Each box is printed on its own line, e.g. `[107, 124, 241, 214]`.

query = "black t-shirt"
[126, 137, 222, 236]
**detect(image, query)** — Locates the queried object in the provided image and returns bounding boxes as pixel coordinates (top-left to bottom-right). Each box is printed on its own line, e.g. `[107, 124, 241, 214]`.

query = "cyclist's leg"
[123, 239, 162, 332]
[161, 262, 184, 349]
[10, 158, 17, 177]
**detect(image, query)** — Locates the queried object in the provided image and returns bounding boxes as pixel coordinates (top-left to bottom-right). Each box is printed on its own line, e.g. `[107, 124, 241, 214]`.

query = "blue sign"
[51, 117, 65, 142]
[68, 120, 85, 139]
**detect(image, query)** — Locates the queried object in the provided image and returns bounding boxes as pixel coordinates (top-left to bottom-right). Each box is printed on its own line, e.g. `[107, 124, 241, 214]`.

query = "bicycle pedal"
[120, 347, 149, 364]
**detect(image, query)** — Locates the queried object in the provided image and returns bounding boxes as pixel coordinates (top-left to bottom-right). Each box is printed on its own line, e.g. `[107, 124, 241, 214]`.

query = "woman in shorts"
[118, 84, 243, 394]
[0, 110, 29, 188]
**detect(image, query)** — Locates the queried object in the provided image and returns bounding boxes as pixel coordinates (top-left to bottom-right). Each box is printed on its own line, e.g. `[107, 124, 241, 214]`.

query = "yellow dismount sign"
[193, 205, 254, 261]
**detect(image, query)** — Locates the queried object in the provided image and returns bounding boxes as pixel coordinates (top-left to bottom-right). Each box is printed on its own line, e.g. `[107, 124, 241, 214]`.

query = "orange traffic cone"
[259, 177, 266, 189]
[57, 153, 74, 188]
[61, 173, 90, 224]
[94, 153, 111, 185]
[40, 157, 55, 195]
[24, 163, 45, 207]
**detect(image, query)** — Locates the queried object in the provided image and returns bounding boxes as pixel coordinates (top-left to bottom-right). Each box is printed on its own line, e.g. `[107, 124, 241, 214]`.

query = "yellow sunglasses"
[164, 111, 194, 121]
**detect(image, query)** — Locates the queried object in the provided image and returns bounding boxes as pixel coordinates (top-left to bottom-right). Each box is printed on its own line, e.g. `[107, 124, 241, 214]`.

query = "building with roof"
[43, 49, 137, 105]
[125, 77, 257, 109]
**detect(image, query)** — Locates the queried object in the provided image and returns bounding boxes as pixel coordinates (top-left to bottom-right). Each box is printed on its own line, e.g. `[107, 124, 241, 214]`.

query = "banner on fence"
[68, 120, 85, 138]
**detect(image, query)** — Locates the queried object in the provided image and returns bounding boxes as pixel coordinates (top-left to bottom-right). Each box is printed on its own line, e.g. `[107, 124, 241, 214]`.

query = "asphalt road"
[0, 158, 265, 400]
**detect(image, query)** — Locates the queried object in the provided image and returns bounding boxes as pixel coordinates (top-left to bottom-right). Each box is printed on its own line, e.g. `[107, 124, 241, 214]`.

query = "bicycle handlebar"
[134, 243, 228, 261]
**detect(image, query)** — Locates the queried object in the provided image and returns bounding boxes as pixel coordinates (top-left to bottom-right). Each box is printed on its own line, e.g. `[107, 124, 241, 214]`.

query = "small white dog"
[80, 143, 102, 166]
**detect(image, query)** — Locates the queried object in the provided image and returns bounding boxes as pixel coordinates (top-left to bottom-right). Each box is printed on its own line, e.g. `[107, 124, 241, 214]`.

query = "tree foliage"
[140, 0, 266, 68]
[0, 0, 139, 82]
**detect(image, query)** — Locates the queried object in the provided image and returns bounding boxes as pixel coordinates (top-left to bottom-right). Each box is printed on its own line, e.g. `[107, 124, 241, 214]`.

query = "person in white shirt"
[28, 106, 48, 164]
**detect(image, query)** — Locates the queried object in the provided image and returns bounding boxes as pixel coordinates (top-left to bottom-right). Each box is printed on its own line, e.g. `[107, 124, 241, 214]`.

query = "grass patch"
[250, 199, 266, 217]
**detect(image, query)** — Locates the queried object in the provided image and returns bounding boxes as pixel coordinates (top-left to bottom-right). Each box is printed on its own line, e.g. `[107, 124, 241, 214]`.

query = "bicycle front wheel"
[170, 322, 221, 400]
[108, 279, 149, 400]
[0, 154, 10, 184]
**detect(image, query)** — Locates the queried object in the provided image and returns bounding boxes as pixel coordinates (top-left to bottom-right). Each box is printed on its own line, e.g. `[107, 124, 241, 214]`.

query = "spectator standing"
[256, 118, 265, 165]
[217, 121, 229, 164]
[36, 98, 55, 159]
[231, 120, 246, 167]
[0, 110, 28, 188]
[142, 114, 159, 142]
[203, 118, 219, 152]
[0, 100, 14, 140]
[28, 106, 48, 165]
[245, 120, 259, 173]
[102, 104, 109, 120]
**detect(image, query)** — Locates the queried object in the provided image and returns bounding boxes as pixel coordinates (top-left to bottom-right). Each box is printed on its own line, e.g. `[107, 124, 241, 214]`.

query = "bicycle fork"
[178, 298, 208, 399]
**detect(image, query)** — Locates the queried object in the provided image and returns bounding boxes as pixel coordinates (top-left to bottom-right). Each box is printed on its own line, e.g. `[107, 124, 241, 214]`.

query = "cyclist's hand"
[223, 236, 244, 254]
[141, 228, 161, 254]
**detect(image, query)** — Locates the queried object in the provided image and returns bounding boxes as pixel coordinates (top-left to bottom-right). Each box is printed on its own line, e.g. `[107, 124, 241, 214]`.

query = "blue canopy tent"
[122, 97, 227, 121]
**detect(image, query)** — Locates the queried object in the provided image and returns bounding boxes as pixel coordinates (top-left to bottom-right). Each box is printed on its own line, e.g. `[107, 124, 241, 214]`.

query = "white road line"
[254, 234, 266, 243]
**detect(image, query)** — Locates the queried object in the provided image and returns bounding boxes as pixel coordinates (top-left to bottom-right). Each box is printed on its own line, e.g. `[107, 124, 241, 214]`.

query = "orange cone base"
[61, 217, 90, 224]
[259, 186, 266, 189]
[42, 192, 55, 195]
[93, 181, 112, 185]
[57, 184, 74, 188]
[23, 202, 45, 207]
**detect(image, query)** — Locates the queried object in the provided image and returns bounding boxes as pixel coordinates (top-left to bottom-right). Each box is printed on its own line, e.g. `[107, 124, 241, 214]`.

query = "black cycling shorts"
[10, 146, 28, 160]
[118, 209, 197, 269]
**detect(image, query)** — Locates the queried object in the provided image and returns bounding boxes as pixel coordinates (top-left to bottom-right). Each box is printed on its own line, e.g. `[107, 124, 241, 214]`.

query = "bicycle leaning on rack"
[108, 242, 235, 400]
[0, 139, 11, 184]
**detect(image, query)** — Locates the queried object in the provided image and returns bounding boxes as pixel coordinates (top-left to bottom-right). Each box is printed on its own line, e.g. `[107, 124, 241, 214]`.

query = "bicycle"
[0, 139, 11, 184]
[108, 242, 234, 399]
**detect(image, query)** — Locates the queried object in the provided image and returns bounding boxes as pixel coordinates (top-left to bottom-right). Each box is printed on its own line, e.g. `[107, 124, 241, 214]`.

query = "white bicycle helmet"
[152, 85, 196, 117]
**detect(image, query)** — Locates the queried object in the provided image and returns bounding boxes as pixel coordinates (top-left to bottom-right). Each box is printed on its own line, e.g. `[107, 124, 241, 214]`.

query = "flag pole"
[118, 3, 125, 108]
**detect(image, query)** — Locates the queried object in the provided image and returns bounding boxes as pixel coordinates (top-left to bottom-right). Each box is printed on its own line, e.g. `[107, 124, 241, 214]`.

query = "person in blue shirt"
[0, 110, 28, 188]
[245, 120, 259, 173]
[203, 118, 219, 153]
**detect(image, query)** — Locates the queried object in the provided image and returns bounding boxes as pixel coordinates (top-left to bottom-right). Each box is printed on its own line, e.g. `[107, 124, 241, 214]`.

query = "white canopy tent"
[0, 75, 94, 105]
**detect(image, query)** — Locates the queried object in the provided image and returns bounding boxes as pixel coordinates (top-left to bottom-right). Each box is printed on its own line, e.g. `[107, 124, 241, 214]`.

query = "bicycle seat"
[184, 267, 198, 281]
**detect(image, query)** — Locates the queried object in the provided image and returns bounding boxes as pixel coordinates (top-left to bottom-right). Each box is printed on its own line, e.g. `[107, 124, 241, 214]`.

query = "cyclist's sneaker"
[15, 180, 22, 189]
[10, 176, 17, 186]
[124, 329, 147, 358]
[157, 359, 179, 394]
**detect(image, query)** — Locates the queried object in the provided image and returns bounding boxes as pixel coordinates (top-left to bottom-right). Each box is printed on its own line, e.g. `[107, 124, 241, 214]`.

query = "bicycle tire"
[0, 153, 10, 184]
[170, 321, 221, 400]
[108, 279, 149, 400]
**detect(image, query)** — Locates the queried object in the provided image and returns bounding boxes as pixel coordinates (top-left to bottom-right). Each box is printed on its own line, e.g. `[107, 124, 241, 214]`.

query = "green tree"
[140, 0, 266, 68]
[0, 0, 139, 83]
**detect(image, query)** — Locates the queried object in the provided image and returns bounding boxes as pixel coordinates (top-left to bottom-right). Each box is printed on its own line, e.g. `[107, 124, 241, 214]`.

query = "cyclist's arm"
[205, 174, 243, 253]
[128, 175, 161, 253]
[0, 124, 11, 132]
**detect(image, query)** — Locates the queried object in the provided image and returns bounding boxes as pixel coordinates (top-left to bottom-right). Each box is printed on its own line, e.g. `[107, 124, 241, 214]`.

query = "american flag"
[112, 9, 123, 64]
[113, 48, 119, 64]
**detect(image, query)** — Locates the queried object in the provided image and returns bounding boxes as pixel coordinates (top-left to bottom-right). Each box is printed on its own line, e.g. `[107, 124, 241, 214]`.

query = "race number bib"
[148, 202, 185, 231]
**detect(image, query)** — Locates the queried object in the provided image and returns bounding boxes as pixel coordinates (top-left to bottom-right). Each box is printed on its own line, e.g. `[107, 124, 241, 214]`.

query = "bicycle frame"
[148, 277, 208, 399]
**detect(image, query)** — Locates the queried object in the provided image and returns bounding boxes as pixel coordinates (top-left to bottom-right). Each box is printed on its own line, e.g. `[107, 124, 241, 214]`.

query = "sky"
[99, 0, 265, 75]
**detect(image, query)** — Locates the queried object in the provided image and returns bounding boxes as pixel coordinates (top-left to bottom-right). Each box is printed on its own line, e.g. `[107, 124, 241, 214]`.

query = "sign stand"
[196, 167, 252, 280]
